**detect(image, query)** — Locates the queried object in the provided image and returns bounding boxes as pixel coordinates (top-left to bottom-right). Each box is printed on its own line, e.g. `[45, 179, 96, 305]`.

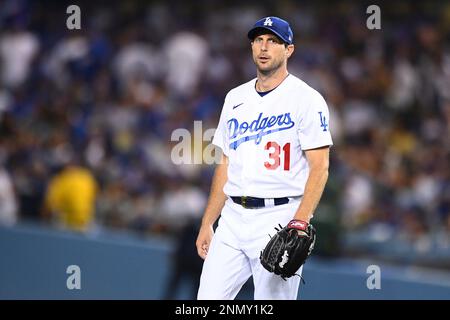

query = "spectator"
[0, 166, 18, 226]
[0, 26, 39, 89]
[164, 31, 209, 97]
[43, 164, 98, 233]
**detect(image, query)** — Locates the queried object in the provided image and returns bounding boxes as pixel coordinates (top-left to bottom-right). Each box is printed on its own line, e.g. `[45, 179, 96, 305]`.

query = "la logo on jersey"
[318, 111, 328, 131]
[228, 112, 295, 150]
[264, 17, 273, 26]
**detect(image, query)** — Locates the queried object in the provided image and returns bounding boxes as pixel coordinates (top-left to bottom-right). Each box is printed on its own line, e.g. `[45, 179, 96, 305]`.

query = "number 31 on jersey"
[264, 141, 290, 171]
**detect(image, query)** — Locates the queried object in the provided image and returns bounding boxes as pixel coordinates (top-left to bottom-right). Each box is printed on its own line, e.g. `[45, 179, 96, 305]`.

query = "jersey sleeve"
[297, 90, 333, 150]
[212, 95, 230, 156]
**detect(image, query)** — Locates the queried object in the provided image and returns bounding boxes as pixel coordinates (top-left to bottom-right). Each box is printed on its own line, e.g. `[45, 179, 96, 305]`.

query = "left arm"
[293, 146, 330, 223]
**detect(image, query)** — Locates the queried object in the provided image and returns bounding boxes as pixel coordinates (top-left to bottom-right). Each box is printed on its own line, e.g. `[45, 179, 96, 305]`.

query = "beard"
[254, 56, 285, 76]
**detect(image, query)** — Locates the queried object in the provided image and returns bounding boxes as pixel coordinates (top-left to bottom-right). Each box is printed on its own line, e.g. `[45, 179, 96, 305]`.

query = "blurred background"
[0, 0, 450, 299]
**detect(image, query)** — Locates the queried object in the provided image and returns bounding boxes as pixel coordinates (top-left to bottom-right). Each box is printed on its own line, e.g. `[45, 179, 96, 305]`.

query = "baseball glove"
[260, 219, 316, 281]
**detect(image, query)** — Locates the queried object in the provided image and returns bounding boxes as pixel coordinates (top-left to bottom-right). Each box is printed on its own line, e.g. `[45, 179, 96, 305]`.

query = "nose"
[260, 40, 268, 51]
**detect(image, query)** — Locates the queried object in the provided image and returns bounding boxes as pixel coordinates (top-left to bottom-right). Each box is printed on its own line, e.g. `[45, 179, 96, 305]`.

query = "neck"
[256, 67, 289, 92]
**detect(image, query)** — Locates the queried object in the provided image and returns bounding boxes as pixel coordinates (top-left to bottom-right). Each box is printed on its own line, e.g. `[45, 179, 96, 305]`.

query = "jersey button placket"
[241, 148, 250, 196]
[246, 99, 264, 196]
[241, 103, 257, 196]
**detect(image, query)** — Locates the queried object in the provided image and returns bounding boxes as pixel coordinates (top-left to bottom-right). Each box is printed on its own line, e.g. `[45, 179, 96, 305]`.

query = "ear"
[286, 44, 295, 59]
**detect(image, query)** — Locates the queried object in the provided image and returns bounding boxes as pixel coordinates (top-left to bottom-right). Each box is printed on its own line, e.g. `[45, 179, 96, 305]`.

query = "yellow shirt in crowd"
[46, 166, 98, 232]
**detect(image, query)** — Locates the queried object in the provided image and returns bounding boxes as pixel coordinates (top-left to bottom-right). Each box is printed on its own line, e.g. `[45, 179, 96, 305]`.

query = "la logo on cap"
[263, 17, 273, 26]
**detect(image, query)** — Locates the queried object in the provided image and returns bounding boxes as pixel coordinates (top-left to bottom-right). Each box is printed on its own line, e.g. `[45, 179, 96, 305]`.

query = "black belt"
[230, 196, 290, 209]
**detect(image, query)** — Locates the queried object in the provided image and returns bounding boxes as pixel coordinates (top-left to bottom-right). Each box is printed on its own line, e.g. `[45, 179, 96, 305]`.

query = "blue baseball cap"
[247, 16, 294, 45]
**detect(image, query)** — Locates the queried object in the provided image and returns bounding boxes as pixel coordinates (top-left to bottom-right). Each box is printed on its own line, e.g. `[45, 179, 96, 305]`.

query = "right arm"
[196, 153, 228, 259]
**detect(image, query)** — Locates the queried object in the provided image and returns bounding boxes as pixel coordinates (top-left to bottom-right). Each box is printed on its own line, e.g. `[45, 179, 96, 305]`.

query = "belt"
[230, 196, 291, 209]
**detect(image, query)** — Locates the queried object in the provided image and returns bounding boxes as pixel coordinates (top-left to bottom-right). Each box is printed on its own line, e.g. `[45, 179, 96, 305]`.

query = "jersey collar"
[252, 73, 290, 100]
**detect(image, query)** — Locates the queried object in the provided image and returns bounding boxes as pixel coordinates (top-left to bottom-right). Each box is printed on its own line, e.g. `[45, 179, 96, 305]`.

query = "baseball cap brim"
[248, 26, 291, 44]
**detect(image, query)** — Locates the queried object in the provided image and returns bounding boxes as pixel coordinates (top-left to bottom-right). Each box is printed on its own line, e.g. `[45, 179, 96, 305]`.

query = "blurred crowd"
[0, 0, 450, 262]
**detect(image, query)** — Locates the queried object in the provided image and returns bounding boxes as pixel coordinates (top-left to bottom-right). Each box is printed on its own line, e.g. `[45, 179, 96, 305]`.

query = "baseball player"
[196, 16, 333, 300]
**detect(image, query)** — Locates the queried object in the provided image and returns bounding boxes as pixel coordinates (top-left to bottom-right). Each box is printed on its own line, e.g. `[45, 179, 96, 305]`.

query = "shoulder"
[226, 78, 257, 98]
[220, 78, 256, 113]
[287, 74, 325, 102]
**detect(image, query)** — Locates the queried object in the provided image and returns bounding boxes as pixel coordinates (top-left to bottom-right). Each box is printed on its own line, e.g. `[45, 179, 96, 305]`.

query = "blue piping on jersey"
[229, 125, 294, 150]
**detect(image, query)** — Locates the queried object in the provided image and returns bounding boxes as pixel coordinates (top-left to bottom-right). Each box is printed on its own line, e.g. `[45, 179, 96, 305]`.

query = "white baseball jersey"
[212, 74, 333, 198]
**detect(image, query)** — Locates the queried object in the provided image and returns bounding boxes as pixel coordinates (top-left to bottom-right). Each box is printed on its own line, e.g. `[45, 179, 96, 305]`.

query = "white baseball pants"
[197, 197, 303, 300]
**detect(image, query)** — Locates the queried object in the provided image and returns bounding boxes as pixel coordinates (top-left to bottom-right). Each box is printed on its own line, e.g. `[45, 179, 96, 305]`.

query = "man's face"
[251, 33, 294, 75]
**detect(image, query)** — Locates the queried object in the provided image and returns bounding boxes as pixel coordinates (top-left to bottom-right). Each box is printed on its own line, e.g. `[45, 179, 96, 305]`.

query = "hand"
[196, 224, 214, 260]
